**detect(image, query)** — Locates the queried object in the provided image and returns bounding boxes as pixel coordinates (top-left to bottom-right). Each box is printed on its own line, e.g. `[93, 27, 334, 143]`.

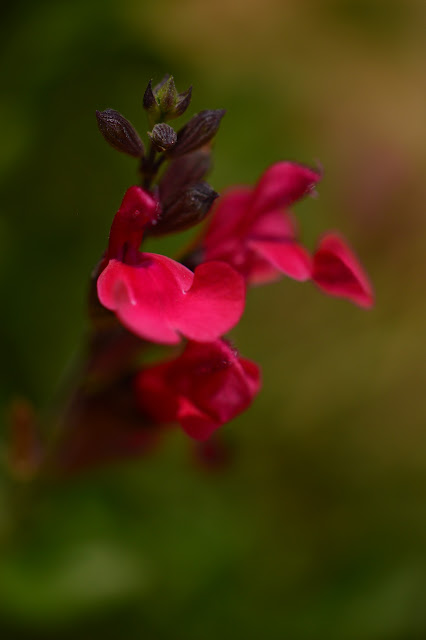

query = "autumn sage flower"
[97, 185, 246, 344]
[202, 162, 319, 284]
[134, 339, 261, 441]
[202, 161, 373, 307]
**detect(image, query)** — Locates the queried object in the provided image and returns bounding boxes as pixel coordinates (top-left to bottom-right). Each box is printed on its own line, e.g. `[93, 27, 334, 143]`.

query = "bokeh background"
[1, 0, 426, 638]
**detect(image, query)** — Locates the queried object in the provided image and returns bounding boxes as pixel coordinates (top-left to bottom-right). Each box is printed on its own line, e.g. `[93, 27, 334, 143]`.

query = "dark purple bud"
[144, 75, 192, 123]
[149, 182, 218, 235]
[173, 86, 192, 118]
[143, 79, 157, 112]
[96, 109, 144, 158]
[148, 123, 177, 151]
[169, 109, 226, 157]
[143, 79, 161, 127]
[159, 149, 212, 205]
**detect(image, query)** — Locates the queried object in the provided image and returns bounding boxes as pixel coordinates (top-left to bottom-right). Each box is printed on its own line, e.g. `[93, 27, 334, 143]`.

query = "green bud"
[155, 76, 177, 114]
[143, 75, 193, 124]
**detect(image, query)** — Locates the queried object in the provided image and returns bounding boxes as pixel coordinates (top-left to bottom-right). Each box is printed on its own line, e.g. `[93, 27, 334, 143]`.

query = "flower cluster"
[7, 75, 375, 478]
[89, 76, 373, 460]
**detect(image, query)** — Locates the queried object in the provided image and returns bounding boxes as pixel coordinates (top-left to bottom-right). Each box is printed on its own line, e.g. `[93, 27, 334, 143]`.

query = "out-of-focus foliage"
[1, 0, 426, 638]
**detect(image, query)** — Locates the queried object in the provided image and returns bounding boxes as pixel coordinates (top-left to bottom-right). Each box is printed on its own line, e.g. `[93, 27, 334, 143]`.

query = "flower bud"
[174, 86, 192, 118]
[149, 182, 218, 235]
[142, 79, 160, 123]
[96, 109, 144, 158]
[143, 76, 192, 124]
[155, 75, 177, 114]
[148, 123, 177, 151]
[159, 149, 212, 205]
[169, 109, 226, 157]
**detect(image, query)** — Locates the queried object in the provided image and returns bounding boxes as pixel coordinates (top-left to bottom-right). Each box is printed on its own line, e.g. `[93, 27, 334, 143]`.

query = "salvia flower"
[134, 340, 261, 440]
[202, 161, 374, 307]
[96, 186, 246, 344]
[203, 161, 319, 284]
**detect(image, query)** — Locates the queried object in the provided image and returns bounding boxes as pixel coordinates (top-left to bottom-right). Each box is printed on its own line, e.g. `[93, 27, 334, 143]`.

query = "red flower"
[203, 162, 320, 285]
[97, 186, 246, 344]
[134, 339, 261, 440]
[202, 162, 374, 307]
[312, 233, 374, 308]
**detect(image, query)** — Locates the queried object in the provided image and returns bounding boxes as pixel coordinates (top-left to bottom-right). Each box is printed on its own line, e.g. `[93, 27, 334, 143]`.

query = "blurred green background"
[1, 0, 426, 638]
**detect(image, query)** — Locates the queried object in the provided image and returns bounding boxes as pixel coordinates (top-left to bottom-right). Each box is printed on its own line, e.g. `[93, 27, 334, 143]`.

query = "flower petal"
[243, 256, 283, 286]
[135, 339, 261, 440]
[97, 254, 245, 344]
[250, 162, 321, 215]
[204, 187, 253, 256]
[97, 256, 187, 343]
[108, 186, 159, 260]
[177, 397, 219, 441]
[248, 238, 312, 281]
[249, 208, 297, 240]
[177, 261, 245, 341]
[312, 233, 374, 308]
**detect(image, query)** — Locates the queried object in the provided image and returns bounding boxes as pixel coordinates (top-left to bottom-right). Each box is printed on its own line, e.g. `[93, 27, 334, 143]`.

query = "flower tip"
[312, 233, 374, 309]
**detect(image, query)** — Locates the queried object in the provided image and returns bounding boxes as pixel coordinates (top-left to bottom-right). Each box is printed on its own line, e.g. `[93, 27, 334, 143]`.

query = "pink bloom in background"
[97, 186, 246, 344]
[203, 162, 320, 284]
[202, 162, 374, 307]
[312, 233, 374, 308]
[135, 339, 261, 440]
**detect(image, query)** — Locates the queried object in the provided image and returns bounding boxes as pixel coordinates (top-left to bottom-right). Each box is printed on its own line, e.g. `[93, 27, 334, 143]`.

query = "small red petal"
[312, 233, 374, 308]
[248, 238, 312, 281]
[177, 261, 245, 342]
[108, 186, 159, 259]
[249, 209, 297, 240]
[204, 187, 253, 255]
[177, 397, 219, 441]
[250, 162, 321, 215]
[118, 185, 158, 220]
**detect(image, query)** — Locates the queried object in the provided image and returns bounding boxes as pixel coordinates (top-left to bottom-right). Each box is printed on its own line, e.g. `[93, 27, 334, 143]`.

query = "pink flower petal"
[249, 209, 297, 240]
[107, 186, 159, 260]
[250, 162, 321, 215]
[248, 238, 312, 281]
[240, 358, 262, 396]
[97, 256, 188, 343]
[177, 397, 219, 441]
[97, 254, 245, 344]
[177, 261, 245, 341]
[204, 187, 253, 256]
[312, 233, 374, 308]
[243, 255, 283, 286]
[135, 339, 261, 441]
[118, 185, 159, 219]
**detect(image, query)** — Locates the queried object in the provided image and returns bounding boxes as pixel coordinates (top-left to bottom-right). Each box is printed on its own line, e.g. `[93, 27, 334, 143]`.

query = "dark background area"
[1, 1, 426, 638]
